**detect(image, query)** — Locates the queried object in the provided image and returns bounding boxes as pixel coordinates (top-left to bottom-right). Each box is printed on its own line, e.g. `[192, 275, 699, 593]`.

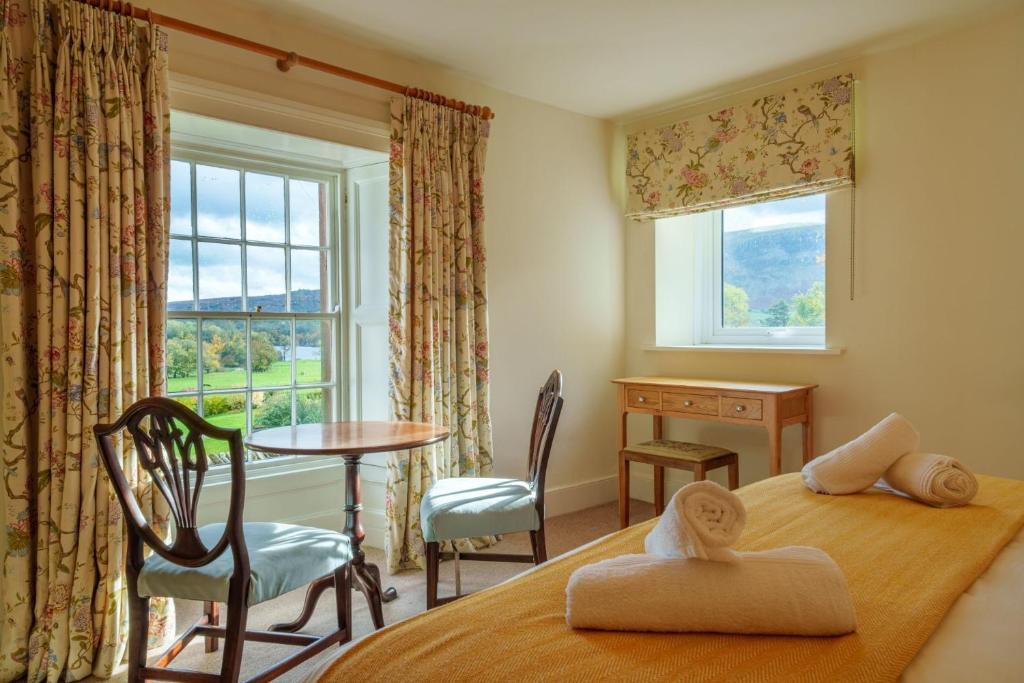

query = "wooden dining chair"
[421, 370, 564, 608]
[94, 398, 353, 683]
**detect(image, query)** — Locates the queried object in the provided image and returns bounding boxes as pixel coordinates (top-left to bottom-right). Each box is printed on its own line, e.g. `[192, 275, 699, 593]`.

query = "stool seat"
[620, 438, 739, 515]
[624, 440, 735, 462]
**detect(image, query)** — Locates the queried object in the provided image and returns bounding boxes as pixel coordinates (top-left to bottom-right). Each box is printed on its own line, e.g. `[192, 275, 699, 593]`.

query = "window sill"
[643, 344, 843, 355]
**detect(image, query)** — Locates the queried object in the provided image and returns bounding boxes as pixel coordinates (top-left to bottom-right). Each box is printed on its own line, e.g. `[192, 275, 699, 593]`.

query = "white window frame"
[696, 195, 827, 347]
[166, 144, 347, 480]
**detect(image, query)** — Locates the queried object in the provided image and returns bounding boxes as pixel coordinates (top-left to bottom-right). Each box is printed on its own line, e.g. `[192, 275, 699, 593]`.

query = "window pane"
[197, 242, 242, 311]
[252, 390, 292, 431]
[295, 319, 329, 384]
[290, 249, 326, 312]
[252, 319, 291, 388]
[203, 393, 245, 465]
[246, 245, 286, 312]
[289, 179, 324, 246]
[245, 172, 285, 242]
[201, 319, 246, 390]
[167, 239, 194, 311]
[166, 319, 199, 392]
[721, 194, 825, 329]
[297, 388, 328, 425]
[170, 160, 192, 235]
[196, 165, 241, 238]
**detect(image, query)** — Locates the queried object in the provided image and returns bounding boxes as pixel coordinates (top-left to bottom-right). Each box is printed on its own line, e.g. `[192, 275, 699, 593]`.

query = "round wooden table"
[245, 421, 449, 631]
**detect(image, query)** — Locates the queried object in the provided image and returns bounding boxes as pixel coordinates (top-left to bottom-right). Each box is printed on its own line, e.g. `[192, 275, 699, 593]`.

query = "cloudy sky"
[723, 193, 824, 233]
[169, 161, 326, 309]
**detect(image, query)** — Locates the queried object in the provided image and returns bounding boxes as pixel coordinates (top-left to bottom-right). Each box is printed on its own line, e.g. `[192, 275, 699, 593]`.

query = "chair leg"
[728, 458, 739, 490]
[219, 582, 249, 682]
[425, 541, 439, 609]
[335, 563, 352, 646]
[529, 525, 547, 565]
[204, 600, 220, 653]
[127, 592, 150, 683]
[653, 465, 666, 515]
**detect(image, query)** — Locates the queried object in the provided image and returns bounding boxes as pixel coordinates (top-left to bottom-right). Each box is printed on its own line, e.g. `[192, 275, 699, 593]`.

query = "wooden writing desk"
[612, 376, 817, 528]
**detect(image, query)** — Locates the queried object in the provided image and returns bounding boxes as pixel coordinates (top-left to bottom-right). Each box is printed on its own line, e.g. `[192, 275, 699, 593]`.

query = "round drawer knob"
[637, 396, 646, 403]
[683, 400, 693, 407]
[735, 404, 746, 413]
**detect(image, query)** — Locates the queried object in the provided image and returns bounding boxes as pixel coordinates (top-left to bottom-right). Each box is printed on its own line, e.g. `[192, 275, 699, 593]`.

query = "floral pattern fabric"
[626, 74, 854, 219]
[0, 2, 170, 681]
[386, 97, 495, 573]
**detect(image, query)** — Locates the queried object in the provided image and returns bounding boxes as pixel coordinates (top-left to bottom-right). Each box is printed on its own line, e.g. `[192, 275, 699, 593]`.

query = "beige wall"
[621, 6, 1024, 492]
[149, 0, 626, 500]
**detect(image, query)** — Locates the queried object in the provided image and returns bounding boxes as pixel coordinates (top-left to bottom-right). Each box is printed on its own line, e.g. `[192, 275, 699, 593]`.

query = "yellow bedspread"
[320, 473, 1024, 682]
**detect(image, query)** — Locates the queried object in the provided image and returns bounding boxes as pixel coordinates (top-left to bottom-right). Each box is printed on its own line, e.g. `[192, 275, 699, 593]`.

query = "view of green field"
[167, 358, 324, 392]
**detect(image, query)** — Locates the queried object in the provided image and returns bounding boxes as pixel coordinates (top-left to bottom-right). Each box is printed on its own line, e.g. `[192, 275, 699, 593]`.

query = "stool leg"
[654, 465, 665, 515]
[693, 462, 707, 482]
[728, 459, 739, 490]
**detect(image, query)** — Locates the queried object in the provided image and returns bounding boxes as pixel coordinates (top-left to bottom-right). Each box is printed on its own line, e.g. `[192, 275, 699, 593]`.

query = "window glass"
[721, 194, 825, 329]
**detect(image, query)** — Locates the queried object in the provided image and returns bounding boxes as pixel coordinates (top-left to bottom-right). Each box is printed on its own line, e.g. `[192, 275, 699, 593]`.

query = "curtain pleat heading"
[625, 74, 854, 220]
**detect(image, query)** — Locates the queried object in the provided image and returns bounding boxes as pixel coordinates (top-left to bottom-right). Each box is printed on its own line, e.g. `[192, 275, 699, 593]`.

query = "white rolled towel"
[566, 547, 857, 636]
[802, 413, 920, 495]
[644, 480, 745, 563]
[881, 452, 978, 507]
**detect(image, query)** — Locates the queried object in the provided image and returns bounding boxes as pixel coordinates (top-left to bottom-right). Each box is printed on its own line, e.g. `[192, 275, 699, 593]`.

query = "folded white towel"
[802, 413, 920, 495]
[881, 452, 978, 507]
[566, 547, 857, 635]
[644, 480, 745, 563]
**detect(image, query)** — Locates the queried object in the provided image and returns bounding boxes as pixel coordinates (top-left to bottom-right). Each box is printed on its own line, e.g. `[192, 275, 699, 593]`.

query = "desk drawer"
[662, 392, 718, 416]
[626, 388, 660, 410]
[722, 396, 763, 421]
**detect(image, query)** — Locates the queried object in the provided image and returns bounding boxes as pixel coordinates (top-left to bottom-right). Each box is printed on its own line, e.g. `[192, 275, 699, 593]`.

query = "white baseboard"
[543, 474, 619, 517]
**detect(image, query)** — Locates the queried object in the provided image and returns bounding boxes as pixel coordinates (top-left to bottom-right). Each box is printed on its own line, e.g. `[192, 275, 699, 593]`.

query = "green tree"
[251, 332, 279, 373]
[723, 283, 750, 327]
[166, 337, 197, 378]
[789, 282, 825, 326]
[765, 300, 790, 327]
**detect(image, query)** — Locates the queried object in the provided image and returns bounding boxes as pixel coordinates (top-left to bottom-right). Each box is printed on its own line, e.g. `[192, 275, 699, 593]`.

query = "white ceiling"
[246, 0, 1015, 120]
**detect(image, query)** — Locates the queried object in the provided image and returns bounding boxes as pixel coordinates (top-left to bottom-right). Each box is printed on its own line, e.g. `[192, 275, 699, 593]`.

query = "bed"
[315, 473, 1024, 682]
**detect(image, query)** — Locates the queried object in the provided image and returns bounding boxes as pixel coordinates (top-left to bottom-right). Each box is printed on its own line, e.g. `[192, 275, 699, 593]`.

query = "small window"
[655, 192, 832, 348]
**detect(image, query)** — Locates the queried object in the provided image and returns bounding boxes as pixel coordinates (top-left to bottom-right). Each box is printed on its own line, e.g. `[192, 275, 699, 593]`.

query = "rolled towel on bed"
[566, 546, 856, 635]
[644, 480, 745, 563]
[802, 413, 920, 495]
[881, 452, 978, 507]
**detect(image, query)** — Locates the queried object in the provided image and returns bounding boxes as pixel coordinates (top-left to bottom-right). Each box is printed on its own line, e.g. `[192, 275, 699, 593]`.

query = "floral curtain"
[0, 1, 170, 681]
[625, 74, 854, 220]
[386, 97, 494, 573]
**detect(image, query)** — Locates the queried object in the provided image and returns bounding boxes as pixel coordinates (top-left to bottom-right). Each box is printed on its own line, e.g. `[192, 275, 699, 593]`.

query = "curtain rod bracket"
[276, 51, 299, 73]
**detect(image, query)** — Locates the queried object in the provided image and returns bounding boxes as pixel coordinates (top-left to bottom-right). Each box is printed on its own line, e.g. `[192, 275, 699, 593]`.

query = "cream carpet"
[97, 499, 654, 682]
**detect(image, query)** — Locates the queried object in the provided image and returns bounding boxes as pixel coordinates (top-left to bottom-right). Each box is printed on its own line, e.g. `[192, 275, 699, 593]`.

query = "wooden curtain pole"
[78, 0, 495, 120]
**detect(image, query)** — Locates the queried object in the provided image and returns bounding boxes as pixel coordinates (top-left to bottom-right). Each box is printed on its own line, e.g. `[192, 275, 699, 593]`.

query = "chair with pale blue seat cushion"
[94, 398, 353, 683]
[422, 371, 564, 608]
[138, 522, 351, 606]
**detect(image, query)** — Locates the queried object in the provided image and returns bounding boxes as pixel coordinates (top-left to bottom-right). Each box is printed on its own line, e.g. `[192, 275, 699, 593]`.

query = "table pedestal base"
[269, 453, 396, 632]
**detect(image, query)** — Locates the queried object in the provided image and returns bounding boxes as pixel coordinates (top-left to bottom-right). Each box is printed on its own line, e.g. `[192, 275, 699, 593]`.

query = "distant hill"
[168, 288, 322, 312]
[723, 223, 824, 310]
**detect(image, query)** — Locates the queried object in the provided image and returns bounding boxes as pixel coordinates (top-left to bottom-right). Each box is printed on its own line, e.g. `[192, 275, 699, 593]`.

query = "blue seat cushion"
[420, 477, 540, 542]
[137, 522, 351, 606]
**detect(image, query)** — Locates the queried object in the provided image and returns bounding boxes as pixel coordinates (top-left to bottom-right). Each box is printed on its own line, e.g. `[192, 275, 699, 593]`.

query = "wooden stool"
[620, 439, 739, 516]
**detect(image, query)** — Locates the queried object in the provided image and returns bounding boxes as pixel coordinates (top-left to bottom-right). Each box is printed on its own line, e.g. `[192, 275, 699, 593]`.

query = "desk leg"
[802, 390, 815, 464]
[652, 415, 664, 515]
[617, 387, 629, 529]
[768, 421, 782, 477]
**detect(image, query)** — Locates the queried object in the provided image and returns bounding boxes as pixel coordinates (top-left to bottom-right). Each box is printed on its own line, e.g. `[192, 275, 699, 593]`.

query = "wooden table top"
[244, 421, 450, 456]
[612, 376, 817, 394]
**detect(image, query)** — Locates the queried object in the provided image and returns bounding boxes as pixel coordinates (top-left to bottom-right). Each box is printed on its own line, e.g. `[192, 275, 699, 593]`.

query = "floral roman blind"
[625, 74, 854, 220]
